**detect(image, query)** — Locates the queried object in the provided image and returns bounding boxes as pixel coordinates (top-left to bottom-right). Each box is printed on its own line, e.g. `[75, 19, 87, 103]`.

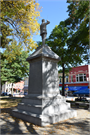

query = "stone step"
[22, 95, 66, 106]
[12, 108, 77, 126]
[17, 103, 42, 114]
[42, 102, 71, 115]
[22, 98, 42, 105]
[18, 101, 71, 115]
[12, 108, 41, 126]
[42, 108, 77, 126]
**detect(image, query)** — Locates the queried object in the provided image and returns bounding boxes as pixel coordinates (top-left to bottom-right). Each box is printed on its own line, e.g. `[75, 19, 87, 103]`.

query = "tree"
[47, 21, 84, 96]
[1, 23, 13, 48]
[65, 1, 89, 63]
[1, 44, 29, 85]
[1, 0, 41, 51]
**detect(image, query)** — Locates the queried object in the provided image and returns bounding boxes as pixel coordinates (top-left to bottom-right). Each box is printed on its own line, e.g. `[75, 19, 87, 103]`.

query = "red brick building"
[59, 65, 90, 94]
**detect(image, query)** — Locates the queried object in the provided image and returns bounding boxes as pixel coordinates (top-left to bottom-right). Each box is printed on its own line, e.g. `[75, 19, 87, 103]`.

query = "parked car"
[13, 93, 19, 97]
[75, 97, 88, 102]
[1, 92, 7, 96]
[24, 92, 28, 95]
[19, 92, 24, 95]
[7, 92, 12, 97]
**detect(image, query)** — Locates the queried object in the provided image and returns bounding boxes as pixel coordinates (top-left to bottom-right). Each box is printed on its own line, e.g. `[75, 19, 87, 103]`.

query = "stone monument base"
[12, 94, 77, 126]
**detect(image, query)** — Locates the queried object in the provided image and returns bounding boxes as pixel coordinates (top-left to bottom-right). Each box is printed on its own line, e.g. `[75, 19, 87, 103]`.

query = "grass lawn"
[0, 97, 22, 109]
[0, 96, 89, 109]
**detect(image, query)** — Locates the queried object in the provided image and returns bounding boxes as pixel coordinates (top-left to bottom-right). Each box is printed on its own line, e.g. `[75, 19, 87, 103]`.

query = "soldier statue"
[40, 19, 50, 45]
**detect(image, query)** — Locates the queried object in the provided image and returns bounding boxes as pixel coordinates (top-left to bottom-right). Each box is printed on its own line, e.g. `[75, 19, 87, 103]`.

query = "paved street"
[0, 107, 90, 135]
[66, 96, 90, 101]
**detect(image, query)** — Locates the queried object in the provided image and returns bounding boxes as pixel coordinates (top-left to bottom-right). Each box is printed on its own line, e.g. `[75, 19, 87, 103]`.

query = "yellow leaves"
[31, 4, 35, 9]
[48, 130, 56, 134]
[3, 41, 23, 62]
[26, 31, 31, 37]
[29, 38, 33, 43]
[26, 39, 38, 51]
[55, 25, 58, 28]
[35, 2, 40, 7]
[13, 57, 16, 60]
[1, 0, 41, 51]
[18, 8, 26, 14]
[21, 27, 24, 31]
[84, 17, 86, 21]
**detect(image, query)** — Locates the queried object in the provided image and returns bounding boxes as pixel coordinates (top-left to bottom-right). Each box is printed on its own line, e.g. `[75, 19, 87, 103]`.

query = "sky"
[33, 0, 69, 43]
[33, 0, 87, 66]
[0, 0, 69, 53]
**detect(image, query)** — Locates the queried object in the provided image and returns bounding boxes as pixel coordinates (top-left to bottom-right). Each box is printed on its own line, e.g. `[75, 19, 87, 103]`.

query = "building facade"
[59, 65, 90, 95]
[21, 65, 90, 95]
[2, 82, 13, 93]
[2, 81, 24, 94]
[23, 77, 28, 93]
[13, 81, 24, 92]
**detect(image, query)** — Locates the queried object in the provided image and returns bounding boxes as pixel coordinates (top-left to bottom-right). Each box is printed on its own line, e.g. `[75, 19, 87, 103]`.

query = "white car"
[13, 93, 19, 97]
[7, 92, 11, 95]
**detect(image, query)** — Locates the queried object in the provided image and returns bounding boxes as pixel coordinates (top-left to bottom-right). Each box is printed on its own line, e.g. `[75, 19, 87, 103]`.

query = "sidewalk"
[0, 107, 90, 135]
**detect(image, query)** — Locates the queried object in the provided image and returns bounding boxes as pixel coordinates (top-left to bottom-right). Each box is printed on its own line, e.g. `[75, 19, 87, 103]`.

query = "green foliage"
[1, 47, 29, 85]
[47, 21, 82, 68]
[66, 1, 89, 30]
[37, 41, 42, 47]
[47, 21, 83, 95]
[65, 1, 89, 63]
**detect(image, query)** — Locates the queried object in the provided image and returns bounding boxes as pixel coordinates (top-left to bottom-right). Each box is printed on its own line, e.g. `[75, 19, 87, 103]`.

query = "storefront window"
[79, 74, 83, 82]
[84, 75, 86, 81]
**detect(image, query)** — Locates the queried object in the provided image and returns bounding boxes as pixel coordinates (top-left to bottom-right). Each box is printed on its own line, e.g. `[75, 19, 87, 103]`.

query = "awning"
[59, 86, 88, 91]
[68, 86, 88, 91]
[73, 88, 90, 95]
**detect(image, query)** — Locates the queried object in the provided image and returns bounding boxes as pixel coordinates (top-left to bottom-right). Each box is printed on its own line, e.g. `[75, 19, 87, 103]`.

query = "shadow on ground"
[0, 107, 90, 135]
[1, 108, 39, 134]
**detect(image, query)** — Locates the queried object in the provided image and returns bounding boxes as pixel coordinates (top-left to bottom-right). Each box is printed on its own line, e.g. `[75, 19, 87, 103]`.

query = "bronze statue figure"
[40, 19, 50, 45]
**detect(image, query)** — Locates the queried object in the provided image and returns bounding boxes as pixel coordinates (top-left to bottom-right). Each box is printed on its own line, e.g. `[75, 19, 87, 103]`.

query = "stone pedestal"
[12, 45, 77, 126]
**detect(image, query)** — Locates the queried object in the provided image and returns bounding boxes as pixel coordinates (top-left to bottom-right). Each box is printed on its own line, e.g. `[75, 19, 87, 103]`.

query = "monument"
[12, 19, 77, 126]
[40, 19, 50, 45]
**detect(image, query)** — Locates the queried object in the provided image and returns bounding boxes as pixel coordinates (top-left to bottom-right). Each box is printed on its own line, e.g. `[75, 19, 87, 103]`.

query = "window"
[60, 78, 62, 83]
[76, 74, 86, 82]
[79, 74, 83, 82]
[66, 76, 68, 82]
[71, 75, 73, 82]
[84, 74, 86, 81]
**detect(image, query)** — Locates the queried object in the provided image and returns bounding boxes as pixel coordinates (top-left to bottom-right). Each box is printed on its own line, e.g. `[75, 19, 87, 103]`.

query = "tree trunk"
[62, 63, 65, 96]
[11, 83, 13, 96]
[0, 83, 2, 95]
